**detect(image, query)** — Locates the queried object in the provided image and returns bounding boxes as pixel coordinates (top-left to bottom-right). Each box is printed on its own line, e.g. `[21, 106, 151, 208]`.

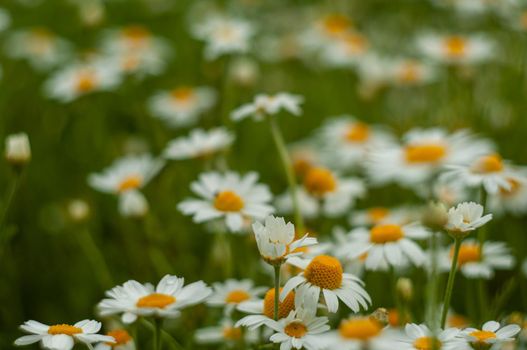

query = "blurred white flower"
[195, 318, 258, 345]
[118, 190, 149, 218]
[94, 329, 135, 350]
[236, 287, 296, 328]
[416, 33, 493, 65]
[444, 202, 492, 233]
[207, 279, 266, 314]
[488, 171, 527, 215]
[231, 93, 304, 122]
[399, 323, 468, 350]
[461, 321, 521, 346]
[387, 59, 438, 86]
[5, 132, 31, 165]
[320, 316, 388, 348]
[164, 127, 233, 160]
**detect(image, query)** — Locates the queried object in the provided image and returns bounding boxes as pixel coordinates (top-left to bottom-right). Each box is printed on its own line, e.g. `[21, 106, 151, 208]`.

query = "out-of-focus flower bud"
[229, 58, 259, 87]
[119, 190, 148, 218]
[370, 308, 389, 327]
[5, 133, 31, 166]
[422, 201, 448, 231]
[68, 199, 90, 222]
[396, 277, 413, 302]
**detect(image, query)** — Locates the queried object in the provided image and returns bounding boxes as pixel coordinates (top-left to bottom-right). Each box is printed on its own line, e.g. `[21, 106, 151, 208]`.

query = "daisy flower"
[5, 27, 72, 71]
[488, 171, 527, 215]
[320, 316, 387, 349]
[5, 132, 31, 166]
[299, 13, 354, 55]
[367, 128, 492, 187]
[44, 58, 122, 102]
[207, 279, 266, 314]
[236, 288, 296, 329]
[163, 127, 234, 160]
[178, 171, 274, 232]
[462, 321, 521, 347]
[95, 329, 134, 350]
[317, 116, 393, 171]
[97, 275, 212, 324]
[442, 154, 515, 194]
[319, 31, 369, 68]
[148, 86, 216, 128]
[195, 319, 258, 346]
[444, 202, 492, 234]
[231, 93, 304, 122]
[337, 223, 430, 271]
[387, 59, 438, 86]
[252, 215, 317, 265]
[0, 8, 10, 32]
[399, 323, 468, 350]
[416, 33, 493, 65]
[118, 190, 149, 218]
[349, 206, 418, 227]
[438, 239, 515, 279]
[15, 319, 114, 350]
[281, 254, 371, 313]
[192, 16, 254, 60]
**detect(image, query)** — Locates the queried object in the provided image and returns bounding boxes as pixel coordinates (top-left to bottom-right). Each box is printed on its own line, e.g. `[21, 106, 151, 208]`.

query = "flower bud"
[421, 201, 448, 231]
[396, 277, 413, 302]
[370, 308, 389, 327]
[119, 190, 148, 218]
[68, 199, 90, 222]
[5, 133, 31, 165]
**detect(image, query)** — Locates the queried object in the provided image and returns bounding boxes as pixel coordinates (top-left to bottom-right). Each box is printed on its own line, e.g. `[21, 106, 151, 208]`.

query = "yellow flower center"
[214, 191, 244, 212]
[303, 167, 337, 196]
[304, 255, 343, 290]
[339, 317, 383, 340]
[448, 314, 469, 328]
[284, 321, 308, 338]
[293, 158, 313, 178]
[106, 329, 132, 345]
[170, 87, 195, 103]
[345, 122, 370, 142]
[444, 36, 467, 58]
[122, 25, 150, 47]
[469, 330, 497, 342]
[452, 244, 481, 266]
[342, 33, 367, 54]
[322, 14, 352, 36]
[48, 324, 83, 335]
[136, 293, 176, 308]
[370, 224, 404, 244]
[413, 336, 441, 350]
[263, 288, 295, 319]
[404, 144, 447, 164]
[398, 61, 421, 83]
[118, 175, 142, 192]
[472, 154, 504, 174]
[225, 289, 251, 304]
[76, 71, 97, 93]
[367, 207, 389, 224]
[222, 326, 242, 340]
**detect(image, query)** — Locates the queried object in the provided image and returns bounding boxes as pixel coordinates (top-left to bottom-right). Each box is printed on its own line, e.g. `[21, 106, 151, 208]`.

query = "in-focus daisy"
[252, 215, 317, 265]
[15, 320, 114, 350]
[178, 171, 274, 232]
[231, 93, 303, 122]
[281, 254, 371, 313]
[444, 202, 492, 234]
[367, 128, 492, 187]
[95, 329, 134, 350]
[321, 315, 387, 349]
[462, 321, 521, 347]
[442, 154, 515, 194]
[164, 127, 233, 160]
[488, 171, 527, 215]
[399, 323, 468, 350]
[192, 16, 254, 60]
[337, 223, 430, 271]
[195, 319, 258, 346]
[5, 28, 72, 71]
[236, 288, 296, 329]
[438, 239, 515, 279]
[97, 275, 212, 324]
[148, 86, 216, 128]
[44, 58, 122, 102]
[207, 279, 266, 314]
[416, 33, 493, 65]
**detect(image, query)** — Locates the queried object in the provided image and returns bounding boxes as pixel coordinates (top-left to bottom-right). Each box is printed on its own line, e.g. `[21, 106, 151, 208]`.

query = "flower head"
[231, 93, 303, 122]
[445, 202, 492, 235]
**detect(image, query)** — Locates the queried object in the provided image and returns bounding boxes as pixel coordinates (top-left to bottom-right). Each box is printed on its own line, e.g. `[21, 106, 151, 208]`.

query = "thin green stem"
[154, 318, 162, 350]
[274, 265, 281, 321]
[269, 116, 305, 233]
[428, 231, 440, 330]
[0, 173, 20, 246]
[76, 227, 114, 289]
[440, 237, 462, 328]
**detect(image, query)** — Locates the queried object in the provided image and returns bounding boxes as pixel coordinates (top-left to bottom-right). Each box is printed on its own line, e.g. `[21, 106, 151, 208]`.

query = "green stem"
[440, 237, 462, 328]
[274, 265, 281, 321]
[268, 116, 305, 233]
[428, 231, 439, 329]
[0, 173, 20, 247]
[477, 278, 488, 324]
[154, 318, 162, 350]
[76, 227, 114, 289]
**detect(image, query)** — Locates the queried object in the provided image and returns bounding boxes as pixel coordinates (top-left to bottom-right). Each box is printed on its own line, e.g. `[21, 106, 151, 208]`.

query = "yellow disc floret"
[303, 167, 337, 196]
[214, 191, 244, 212]
[136, 293, 176, 308]
[304, 255, 343, 290]
[444, 36, 467, 58]
[225, 290, 251, 304]
[405, 144, 446, 164]
[453, 244, 481, 266]
[339, 317, 383, 340]
[472, 154, 504, 174]
[413, 336, 442, 350]
[106, 329, 132, 345]
[345, 122, 370, 142]
[48, 324, 83, 335]
[370, 224, 404, 244]
[284, 321, 308, 338]
[263, 288, 295, 319]
[118, 175, 142, 192]
[469, 330, 497, 343]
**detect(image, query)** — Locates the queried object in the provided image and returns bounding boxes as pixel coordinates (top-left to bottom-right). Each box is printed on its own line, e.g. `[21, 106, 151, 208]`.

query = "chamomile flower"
[399, 323, 468, 350]
[207, 279, 266, 314]
[88, 154, 164, 195]
[416, 33, 493, 65]
[192, 16, 254, 60]
[15, 320, 114, 350]
[387, 59, 438, 86]
[231, 92, 304, 122]
[300, 13, 355, 54]
[320, 31, 369, 68]
[164, 127, 234, 160]
[95, 329, 134, 350]
[178, 171, 274, 232]
[44, 59, 122, 102]
[0, 8, 10, 32]
[367, 128, 492, 187]
[236, 288, 296, 329]
[462, 321, 521, 346]
[195, 319, 258, 345]
[438, 239, 515, 279]
[97, 275, 212, 324]
[488, 172, 527, 215]
[148, 86, 216, 128]
[5, 28, 72, 71]
[252, 215, 317, 265]
[338, 223, 430, 271]
[118, 190, 149, 218]
[318, 116, 392, 171]
[444, 202, 492, 234]
[321, 316, 387, 349]
[281, 255, 371, 313]
[350, 207, 418, 227]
